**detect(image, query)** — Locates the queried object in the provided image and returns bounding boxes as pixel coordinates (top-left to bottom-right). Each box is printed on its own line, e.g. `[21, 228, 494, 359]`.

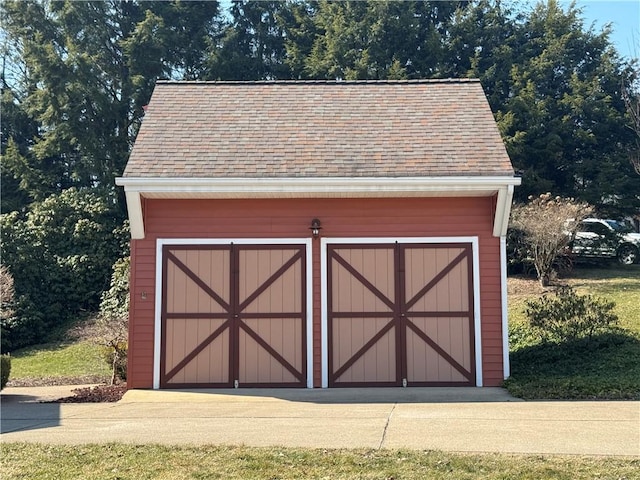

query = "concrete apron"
[1, 387, 639, 457]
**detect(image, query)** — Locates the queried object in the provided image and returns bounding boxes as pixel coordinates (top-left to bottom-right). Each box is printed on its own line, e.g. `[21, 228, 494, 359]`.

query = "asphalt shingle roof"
[123, 80, 515, 178]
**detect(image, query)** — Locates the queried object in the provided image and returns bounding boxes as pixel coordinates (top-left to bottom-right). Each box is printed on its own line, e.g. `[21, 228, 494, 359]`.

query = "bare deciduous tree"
[83, 315, 128, 386]
[622, 40, 640, 176]
[510, 194, 593, 286]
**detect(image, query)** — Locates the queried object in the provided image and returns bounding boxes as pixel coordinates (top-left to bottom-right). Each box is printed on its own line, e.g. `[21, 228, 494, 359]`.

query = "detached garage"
[116, 79, 520, 389]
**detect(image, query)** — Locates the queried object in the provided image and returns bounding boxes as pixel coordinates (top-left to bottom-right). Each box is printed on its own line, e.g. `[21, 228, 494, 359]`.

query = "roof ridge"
[155, 78, 480, 86]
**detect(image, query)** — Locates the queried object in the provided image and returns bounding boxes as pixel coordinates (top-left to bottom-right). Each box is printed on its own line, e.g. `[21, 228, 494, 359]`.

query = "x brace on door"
[161, 244, 307, 388]
[327, 243, 475, 387]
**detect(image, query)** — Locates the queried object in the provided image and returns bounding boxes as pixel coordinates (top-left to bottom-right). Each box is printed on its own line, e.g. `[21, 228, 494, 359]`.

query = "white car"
[571, 218, 640, 265]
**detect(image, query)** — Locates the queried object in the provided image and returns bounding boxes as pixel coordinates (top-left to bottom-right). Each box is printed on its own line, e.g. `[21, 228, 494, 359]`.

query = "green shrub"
[99, 256, 130, 320]
[0, 265, 16, 353]
[0, 189, 129, 350]
[525, 286, 618, 343]
[1, 354, 11, 389]
[508, 320, 541, 351]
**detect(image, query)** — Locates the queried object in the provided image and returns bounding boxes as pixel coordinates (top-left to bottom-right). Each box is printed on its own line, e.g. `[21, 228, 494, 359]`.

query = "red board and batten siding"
[127, 196, 504, 388]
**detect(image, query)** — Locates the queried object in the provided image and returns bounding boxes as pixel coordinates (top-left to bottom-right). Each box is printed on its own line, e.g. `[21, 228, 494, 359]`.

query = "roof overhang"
[116, 176, 521, 239]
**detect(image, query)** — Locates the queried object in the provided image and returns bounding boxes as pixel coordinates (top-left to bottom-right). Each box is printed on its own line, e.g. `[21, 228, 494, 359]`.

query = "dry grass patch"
[1, 444, 639, 480]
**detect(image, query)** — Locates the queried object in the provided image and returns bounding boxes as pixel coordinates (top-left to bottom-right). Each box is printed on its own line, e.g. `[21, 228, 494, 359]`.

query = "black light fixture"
[310, 218, 322, 238]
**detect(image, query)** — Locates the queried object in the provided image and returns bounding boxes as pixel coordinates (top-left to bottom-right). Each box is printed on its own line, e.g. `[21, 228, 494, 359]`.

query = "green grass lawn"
[7, 340, 110, 386]
[1, 444, 638, 480]
[505, 265, 640, 400]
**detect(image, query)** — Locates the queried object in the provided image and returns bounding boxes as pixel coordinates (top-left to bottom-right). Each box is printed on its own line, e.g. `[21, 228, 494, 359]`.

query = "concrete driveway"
[1, 386, 638, 456]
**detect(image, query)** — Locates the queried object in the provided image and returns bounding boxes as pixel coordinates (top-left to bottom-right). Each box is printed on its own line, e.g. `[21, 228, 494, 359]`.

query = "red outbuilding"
[117, 80, 520, 389]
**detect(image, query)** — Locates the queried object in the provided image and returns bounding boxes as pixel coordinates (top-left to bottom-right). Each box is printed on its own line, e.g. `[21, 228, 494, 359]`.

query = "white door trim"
[320, 236, 482, 388]
[154, 237, 314, 389]
[500, 235, 510, 379]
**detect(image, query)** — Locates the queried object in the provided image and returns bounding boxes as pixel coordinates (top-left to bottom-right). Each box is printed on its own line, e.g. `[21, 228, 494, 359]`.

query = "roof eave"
[115, 176, 521, 239]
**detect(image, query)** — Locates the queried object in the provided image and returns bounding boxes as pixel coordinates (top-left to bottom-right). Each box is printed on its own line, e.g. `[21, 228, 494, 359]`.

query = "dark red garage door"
[161, 244, 307, 388]
[328, 243, 475, 387]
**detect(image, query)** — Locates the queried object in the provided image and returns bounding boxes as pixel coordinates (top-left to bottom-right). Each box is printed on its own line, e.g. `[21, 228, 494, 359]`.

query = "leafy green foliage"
[445, 0, 518, 107]
[495, 1, 638, 213]
[505, 332, 640, 400]
[207, 0, 290, 80]
[0, 265, 16, 344]
[99, 257, 130, 320]
[0, 189, 128, 351]
[2, 1, 137, 205]
[525, 286, 618, 343]
[0, 90, 40, 212]
[302, 1, 467, 80]
[0, 355, 11, 390]
[0, 0, 221, 212]
[507, 318, 541, 351]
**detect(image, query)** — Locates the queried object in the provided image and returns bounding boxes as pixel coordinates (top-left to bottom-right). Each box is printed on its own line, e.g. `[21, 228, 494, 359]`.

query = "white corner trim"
[152, 237, 314, 390]
[492, 184, 516, 237]
[320, 236, 483, 387]
[500, 235, 510, 380]
[124, 191, 145, 239]
[153, 243, 163, 389]
[471, 237, 483, 387]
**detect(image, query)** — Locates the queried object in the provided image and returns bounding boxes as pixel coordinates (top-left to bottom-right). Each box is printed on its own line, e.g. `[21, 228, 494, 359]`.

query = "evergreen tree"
[0, 0, 223, 348]
[303, 0, 466, 80]
[206, 0, 291, 80]
[499, 1, 638, 212]
[1, 0, 222, 213]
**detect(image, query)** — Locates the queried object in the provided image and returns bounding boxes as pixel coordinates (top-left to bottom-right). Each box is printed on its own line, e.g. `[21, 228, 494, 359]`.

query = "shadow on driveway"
[121, 386, 522, 404]
[0, 394, 61, 434]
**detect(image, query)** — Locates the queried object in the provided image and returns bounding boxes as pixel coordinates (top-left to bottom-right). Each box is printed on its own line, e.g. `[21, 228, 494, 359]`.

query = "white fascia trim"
[500, 235, 510, 380]
[320, 236, 482, 388]
[116, 176, 522, 195]
[153, 237, 314, 390]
